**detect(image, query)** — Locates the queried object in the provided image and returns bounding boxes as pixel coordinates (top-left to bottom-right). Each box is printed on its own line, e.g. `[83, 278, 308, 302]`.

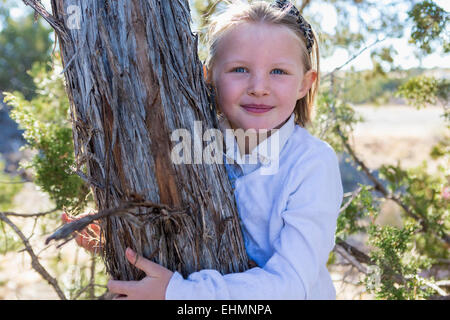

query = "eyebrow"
[223, 60, 296, 68]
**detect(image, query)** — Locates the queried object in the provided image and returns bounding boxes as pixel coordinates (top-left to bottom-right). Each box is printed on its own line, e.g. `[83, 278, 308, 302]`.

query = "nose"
[247, 73, 270, 97]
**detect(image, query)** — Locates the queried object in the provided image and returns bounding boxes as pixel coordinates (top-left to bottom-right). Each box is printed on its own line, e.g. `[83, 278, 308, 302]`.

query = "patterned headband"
[270, 0, 315, 53]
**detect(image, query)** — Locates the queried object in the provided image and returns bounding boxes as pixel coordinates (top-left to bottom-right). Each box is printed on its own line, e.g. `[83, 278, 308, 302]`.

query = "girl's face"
[212, 22, 315, 131]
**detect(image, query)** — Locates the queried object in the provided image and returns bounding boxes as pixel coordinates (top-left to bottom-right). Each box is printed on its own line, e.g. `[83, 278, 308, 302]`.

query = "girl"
[69, 0, 344, 300]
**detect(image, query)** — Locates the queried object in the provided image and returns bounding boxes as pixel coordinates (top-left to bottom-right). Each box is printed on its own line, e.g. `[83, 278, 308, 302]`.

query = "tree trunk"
[28, 0, 249, 281]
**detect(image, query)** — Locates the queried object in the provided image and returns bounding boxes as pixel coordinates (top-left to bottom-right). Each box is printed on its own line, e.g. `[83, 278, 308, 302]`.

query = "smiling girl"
[77, 0, 344, 300]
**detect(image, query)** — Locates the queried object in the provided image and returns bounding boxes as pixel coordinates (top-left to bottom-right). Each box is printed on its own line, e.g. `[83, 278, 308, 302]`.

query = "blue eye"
[233, 67, 247, 73]
[231, 67, 286, 74]
[271, 69, 286, 75]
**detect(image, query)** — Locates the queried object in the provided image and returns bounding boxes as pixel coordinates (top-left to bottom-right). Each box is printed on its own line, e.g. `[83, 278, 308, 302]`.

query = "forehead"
[215, 22, 303, 65]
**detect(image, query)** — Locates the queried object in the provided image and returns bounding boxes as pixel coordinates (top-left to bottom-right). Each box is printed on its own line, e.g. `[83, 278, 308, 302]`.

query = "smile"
[241, 104, 274, 114]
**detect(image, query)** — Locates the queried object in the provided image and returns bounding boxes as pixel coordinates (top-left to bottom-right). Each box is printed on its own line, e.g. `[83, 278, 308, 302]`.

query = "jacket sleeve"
[165, 145, 344, 300]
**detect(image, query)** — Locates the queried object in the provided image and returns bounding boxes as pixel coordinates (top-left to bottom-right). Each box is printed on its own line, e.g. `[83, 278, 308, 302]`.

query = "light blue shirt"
[165, 113, 344, 299]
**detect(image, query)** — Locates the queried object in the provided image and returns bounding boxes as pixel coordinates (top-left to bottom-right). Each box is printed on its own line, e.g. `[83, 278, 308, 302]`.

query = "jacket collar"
[218, 113, 296, 166]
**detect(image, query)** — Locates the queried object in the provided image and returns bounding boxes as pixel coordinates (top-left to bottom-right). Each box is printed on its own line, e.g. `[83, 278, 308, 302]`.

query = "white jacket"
[165, 113, 344, 299]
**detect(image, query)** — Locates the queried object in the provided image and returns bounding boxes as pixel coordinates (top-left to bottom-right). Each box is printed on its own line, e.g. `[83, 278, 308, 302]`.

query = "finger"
[89, 223, 101, 234]
[77, 234, 90, 251]
[125, 247, 164, 277]
[77, 232, 100, 253]
[113, 294, 129, 300]
[61, 212, 73, 223]
[107, 279, 138, 295]
[84, 225, 100, 239]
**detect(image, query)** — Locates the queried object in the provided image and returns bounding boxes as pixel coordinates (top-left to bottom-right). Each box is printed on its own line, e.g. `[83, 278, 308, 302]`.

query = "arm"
[165, 145, 344, 300]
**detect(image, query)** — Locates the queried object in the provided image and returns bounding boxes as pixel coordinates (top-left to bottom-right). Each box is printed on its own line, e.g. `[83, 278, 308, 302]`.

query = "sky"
[7, 0, 450, 72]
[310, 0, 450, 72]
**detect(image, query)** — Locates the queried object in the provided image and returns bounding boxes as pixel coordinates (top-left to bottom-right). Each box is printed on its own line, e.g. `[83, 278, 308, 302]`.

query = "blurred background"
[0, 0, 448, 299]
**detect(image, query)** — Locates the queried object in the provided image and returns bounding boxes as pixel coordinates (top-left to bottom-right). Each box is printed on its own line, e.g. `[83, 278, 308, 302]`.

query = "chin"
[240, 121, 275, 131]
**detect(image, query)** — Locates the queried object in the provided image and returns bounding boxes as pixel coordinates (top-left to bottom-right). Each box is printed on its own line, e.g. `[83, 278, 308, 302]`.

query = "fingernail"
[126, 247, 135, 258]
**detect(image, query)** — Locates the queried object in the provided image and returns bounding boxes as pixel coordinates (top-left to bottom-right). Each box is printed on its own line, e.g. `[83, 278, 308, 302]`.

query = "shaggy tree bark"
[25, 0, 249, 281]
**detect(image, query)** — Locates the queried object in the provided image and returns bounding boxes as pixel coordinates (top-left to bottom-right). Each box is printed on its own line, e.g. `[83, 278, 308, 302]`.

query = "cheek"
[217, 78, 242, 107]
[275, 81, 301, 103]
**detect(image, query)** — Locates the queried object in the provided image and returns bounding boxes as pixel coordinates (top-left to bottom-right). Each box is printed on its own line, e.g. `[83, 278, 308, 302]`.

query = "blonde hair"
[205, 0, 320, 128]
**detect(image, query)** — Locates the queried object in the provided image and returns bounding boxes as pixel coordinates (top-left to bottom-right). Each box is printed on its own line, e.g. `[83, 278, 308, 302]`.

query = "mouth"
[241, 104, 274, 114]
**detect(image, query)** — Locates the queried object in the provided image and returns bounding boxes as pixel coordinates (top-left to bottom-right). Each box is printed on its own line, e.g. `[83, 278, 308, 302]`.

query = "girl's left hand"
[107, 247, 174, 300]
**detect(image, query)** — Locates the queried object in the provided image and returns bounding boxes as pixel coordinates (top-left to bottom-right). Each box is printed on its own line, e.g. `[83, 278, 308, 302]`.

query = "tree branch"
[299, 0, 312, 13]
[335, 238, 371, 265]
[0, 212, 67, 299]
[334, 243, 367, 274]
[22, 0, 70, 43]
[339, 185, 366, 214]
[323, 37, 387, 80]
[334, 238, 450, 298]
[1, 207, 58, 218]
[327, 100, 450, 245]
[45, 200, 186, 245]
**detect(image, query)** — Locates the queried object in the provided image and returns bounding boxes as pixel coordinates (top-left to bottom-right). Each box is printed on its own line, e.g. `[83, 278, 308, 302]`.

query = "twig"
[55, 235, 76, 249]
[22, 0, 71, 43]
[0, 180, 28, 184]
[299, 0, 312, 13]
[334, 238, 450, 296]
[436, 280, 450, 287]
[72, 283, 107, 300]
[339, 186, 364, 214]
[59, 48, 79, 75]
[334, 244, 367, 274]
[45, 203, 134, 245]
[334, 239, 406, 285]
[422, 278, 448, 296]
[1, 207, 58, 218]
[335, 238, 371, 265]
[343, 123, 450, 245]
[323, 37, 387, 80]
[45, 201, 183, 245]
[71, 167, 105, 190]
[89, 255, 96, 298]
[0, 212, 67, 300]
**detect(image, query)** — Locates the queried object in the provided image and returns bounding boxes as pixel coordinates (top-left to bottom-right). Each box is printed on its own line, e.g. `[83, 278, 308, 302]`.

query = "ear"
[297, 70, 317, 100]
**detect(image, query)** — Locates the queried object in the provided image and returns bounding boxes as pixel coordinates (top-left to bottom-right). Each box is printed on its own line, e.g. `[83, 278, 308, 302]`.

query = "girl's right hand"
[61, 212, 102, 254]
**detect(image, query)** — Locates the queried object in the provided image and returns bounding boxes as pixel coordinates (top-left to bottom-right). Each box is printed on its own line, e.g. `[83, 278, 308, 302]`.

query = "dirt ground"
[0, 104, 447, 300]
[350, 104, 447, 173]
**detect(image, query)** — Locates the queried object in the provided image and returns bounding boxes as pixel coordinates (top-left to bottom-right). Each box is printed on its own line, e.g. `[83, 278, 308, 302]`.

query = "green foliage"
[396, 75, 449, 109]
[338, 67, 450, 106]
[378, 161, 449, 256]
[396, 76, 438, 109]
[430, 133, 449, 160]
[0, 161, 24, 255]
[0, 219, 23, 255]
[340, 68, 405, 105]
[0, 11, 53, 98]
[3, 58, 89, 213]
[317, 0, 404, 55]
[48, 250, 108, 300]
[408, 0, 449, 54]
[367, 222, 434, 300]
[336, 184, 379, 238]
[309, 91, 364, 153]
